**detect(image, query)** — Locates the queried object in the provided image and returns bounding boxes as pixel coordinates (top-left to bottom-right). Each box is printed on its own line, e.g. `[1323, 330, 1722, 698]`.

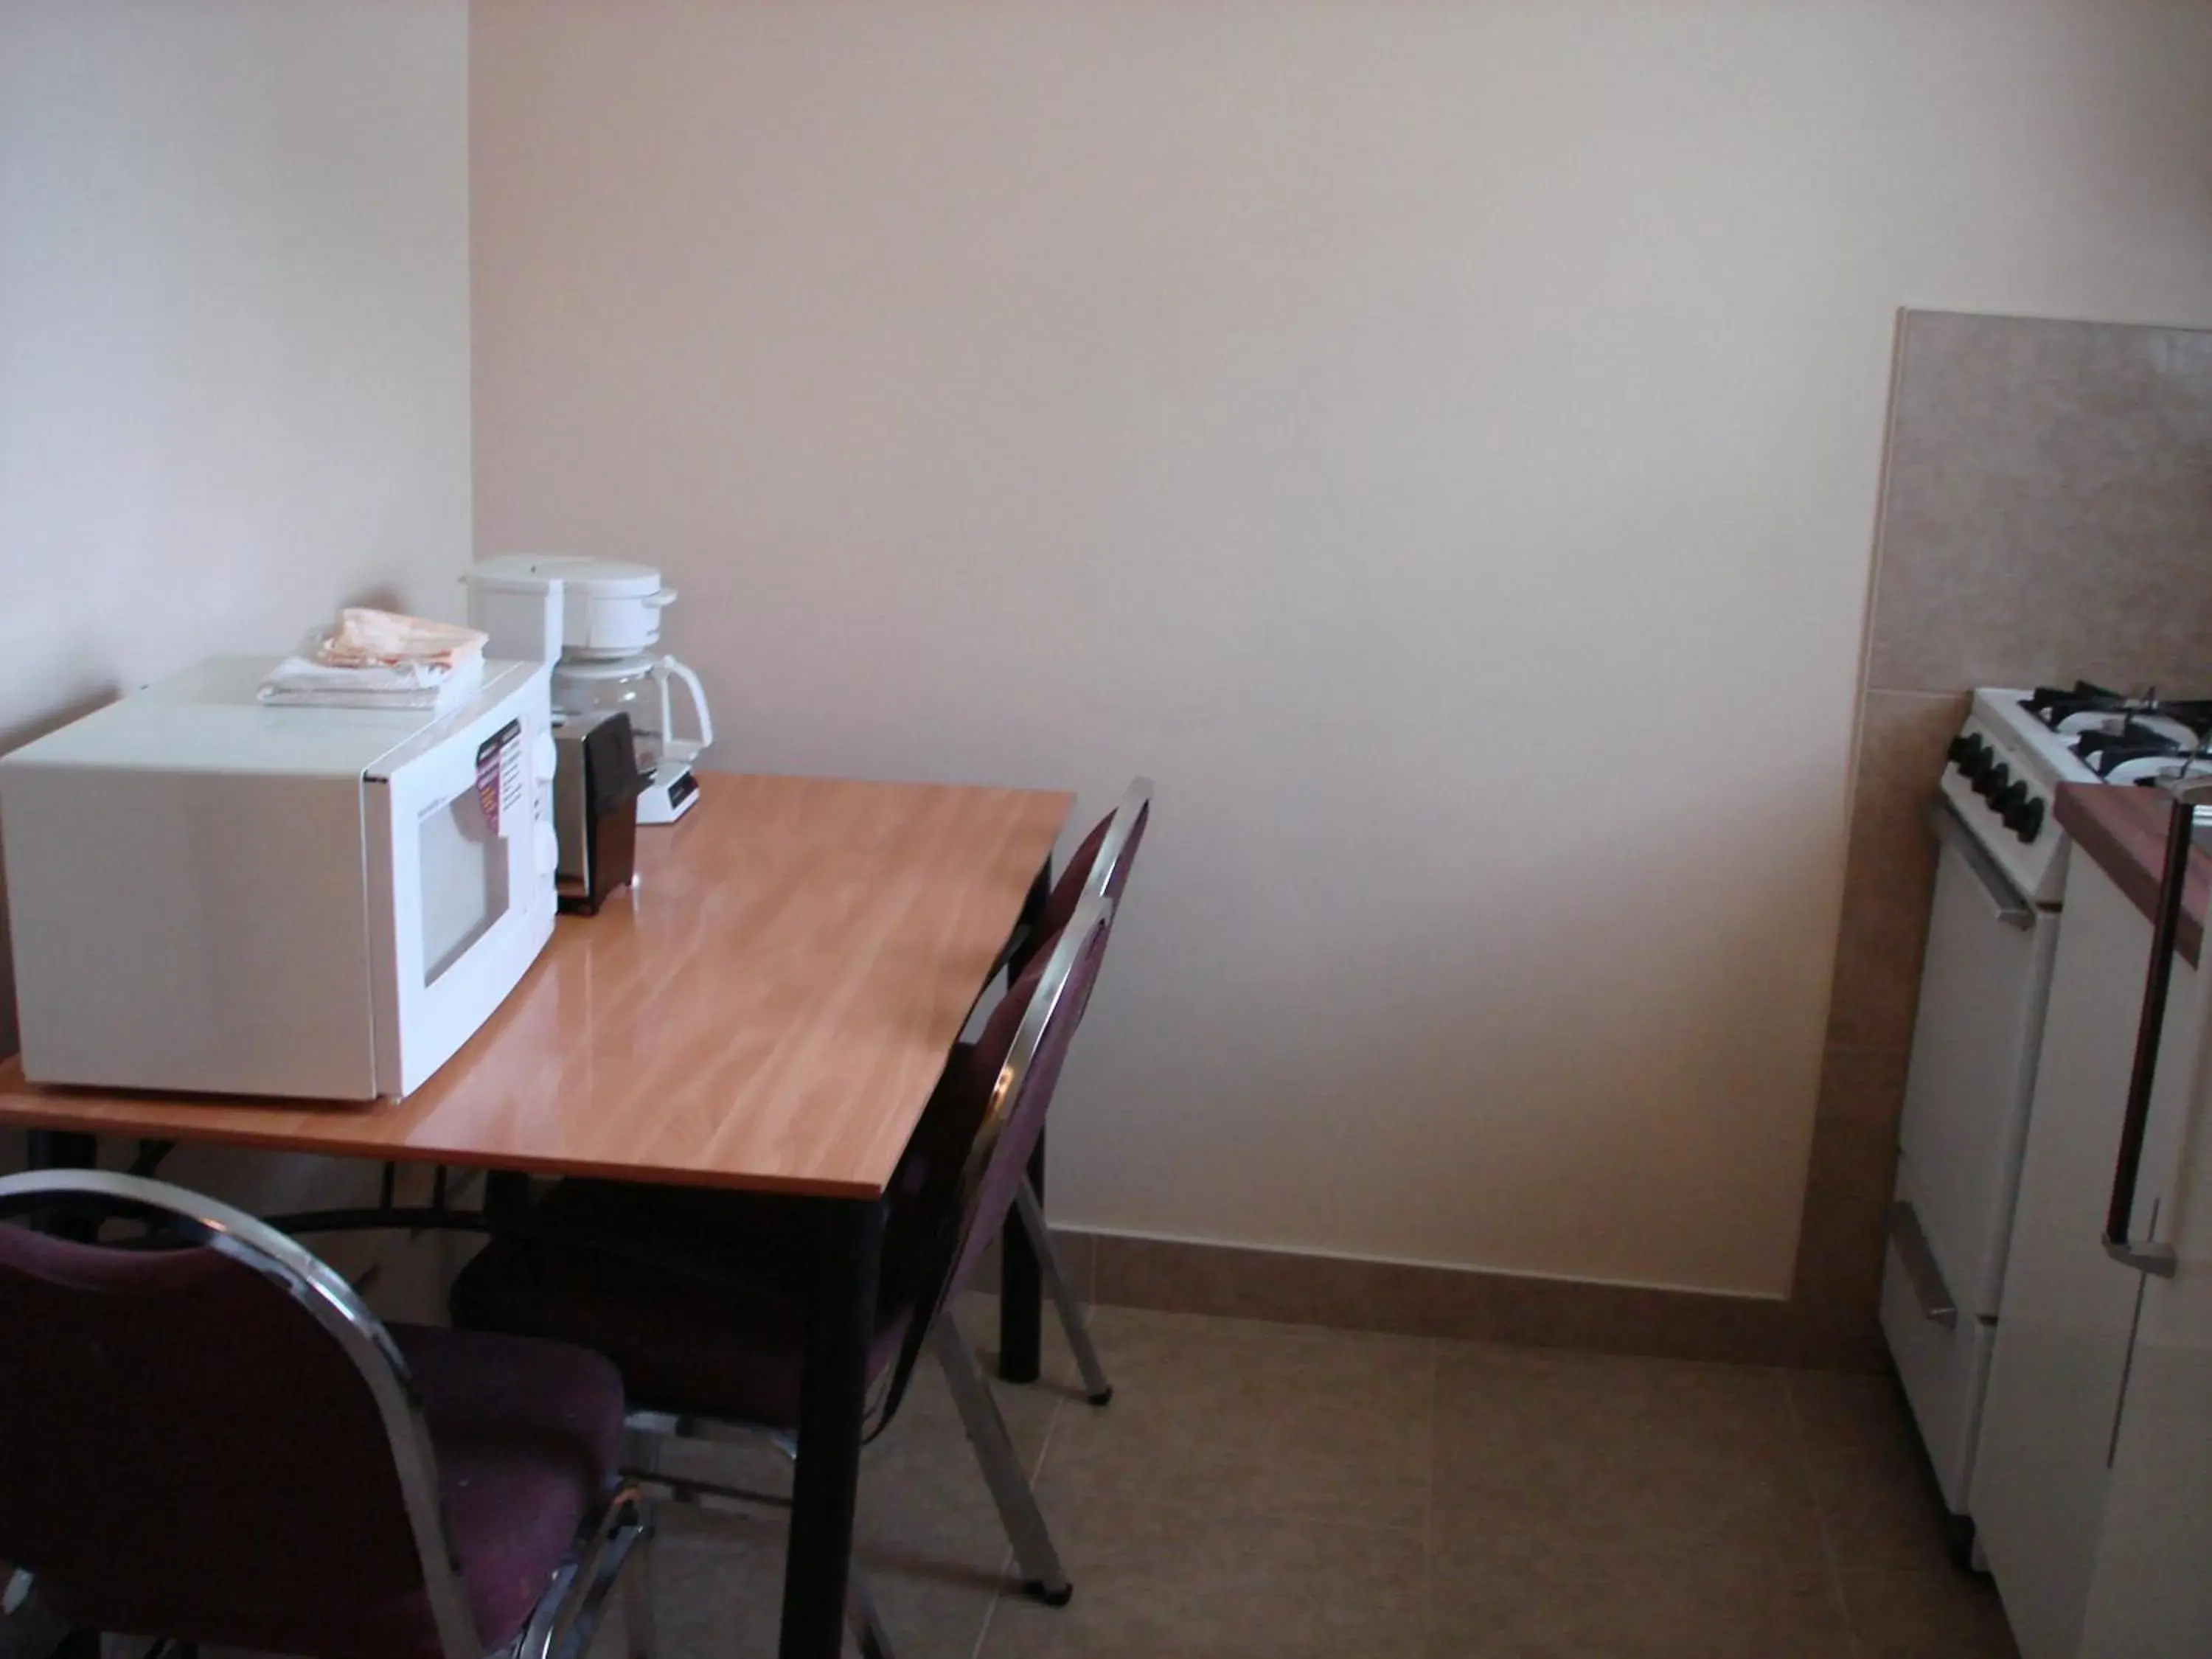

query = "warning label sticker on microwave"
[477, 720, 524, 836]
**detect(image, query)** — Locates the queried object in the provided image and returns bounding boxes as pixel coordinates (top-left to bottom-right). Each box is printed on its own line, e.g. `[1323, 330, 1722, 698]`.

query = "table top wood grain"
[0, 773, 1072, 1198]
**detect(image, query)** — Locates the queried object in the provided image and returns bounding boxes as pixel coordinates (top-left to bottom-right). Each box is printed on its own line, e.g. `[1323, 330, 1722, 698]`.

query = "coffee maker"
[464, 555, 713, 824]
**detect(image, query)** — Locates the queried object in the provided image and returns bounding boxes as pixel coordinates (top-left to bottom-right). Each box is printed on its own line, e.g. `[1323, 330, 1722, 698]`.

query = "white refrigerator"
[1975, 795, 2212, 1658]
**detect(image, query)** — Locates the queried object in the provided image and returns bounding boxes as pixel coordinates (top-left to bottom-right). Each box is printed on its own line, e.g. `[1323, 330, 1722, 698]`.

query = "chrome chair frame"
[612, 897, 1119, 1652]
[1010, 1173, 1111, 1405]
[0, 1169, 655, 1659]
[995, 774, 1150, 1408]
[1085, 776, 1153, 914]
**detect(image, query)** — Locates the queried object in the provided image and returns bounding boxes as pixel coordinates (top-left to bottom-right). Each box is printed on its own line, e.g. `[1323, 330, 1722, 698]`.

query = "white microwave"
[0, 655, 559, 1100]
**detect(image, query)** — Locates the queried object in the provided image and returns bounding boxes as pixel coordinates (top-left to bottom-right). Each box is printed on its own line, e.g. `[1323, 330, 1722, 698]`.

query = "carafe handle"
[658, 655, 713, 754]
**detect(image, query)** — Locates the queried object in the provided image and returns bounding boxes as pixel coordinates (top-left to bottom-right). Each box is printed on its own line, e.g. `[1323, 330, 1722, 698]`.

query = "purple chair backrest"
[0, 1171, 481, 1659]
[874, 895, 1114, 1419]
[1029, 777, 1151, 964]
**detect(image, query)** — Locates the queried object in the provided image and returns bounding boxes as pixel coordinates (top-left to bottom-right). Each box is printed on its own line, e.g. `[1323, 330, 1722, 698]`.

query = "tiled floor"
[633, 1297, 2019, 1658]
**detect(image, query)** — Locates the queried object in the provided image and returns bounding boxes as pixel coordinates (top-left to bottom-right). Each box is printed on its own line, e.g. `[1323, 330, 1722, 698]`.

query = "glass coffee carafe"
[550, 653, 712, 777]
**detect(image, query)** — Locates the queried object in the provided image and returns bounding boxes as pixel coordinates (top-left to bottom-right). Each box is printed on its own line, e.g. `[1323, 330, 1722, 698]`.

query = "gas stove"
[1891, 678, 2212, 1541]
[1938, 683, 2212, 907]
[2018, 682, 2212, 781]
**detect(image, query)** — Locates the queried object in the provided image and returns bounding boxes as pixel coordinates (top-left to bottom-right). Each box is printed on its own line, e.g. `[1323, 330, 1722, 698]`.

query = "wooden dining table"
[0, 771, 1074, 1659]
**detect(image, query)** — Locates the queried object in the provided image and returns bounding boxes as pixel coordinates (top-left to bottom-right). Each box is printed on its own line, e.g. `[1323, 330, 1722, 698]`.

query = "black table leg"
[998, 858, 1052, 1383]
[25, 1132, 99, 1241]
[484, 1171, 533, 1217]
[25, 1131, 96, 1172]
[782, 1194, 886, 1659]
[999, 1135, 1048, 1383]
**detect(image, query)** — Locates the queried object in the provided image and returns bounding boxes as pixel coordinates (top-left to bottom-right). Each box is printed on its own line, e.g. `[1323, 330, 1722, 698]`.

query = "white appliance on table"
[464, 555, 713, 824]
[1974, 771, 2212, 1658]
[0, 655, 559, 1100]
[1882, 684, 2212, 1557]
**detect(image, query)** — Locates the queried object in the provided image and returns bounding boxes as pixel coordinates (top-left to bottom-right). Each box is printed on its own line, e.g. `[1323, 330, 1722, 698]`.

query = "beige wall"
[0, 0, 472, 1199]
[472, 0, 2212, 1296]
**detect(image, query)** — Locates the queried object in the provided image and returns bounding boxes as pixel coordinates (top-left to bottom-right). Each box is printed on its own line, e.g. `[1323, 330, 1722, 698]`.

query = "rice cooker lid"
[467, 554, 665, 599]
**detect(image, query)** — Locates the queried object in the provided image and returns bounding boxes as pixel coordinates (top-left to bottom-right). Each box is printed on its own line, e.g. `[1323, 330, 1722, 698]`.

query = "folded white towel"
[263, 657, 451, 692]
[258, 651, 485, 713]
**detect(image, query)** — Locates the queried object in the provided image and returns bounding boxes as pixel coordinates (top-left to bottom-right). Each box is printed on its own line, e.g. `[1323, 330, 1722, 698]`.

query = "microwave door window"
[420, 784, 512, 985]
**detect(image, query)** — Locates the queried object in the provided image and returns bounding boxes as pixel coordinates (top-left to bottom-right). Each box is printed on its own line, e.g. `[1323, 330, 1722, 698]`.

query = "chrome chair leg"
[928, 1318, 1072, 1605]
[626, 1413, 706, 1506]
[844, 1570, 897, 1659]
[524, 1486, 654, 1659]
[620, 1513, 658, 1659]
[1013, 1177, 1113, 1406]
[667, 1413, 705, 1506]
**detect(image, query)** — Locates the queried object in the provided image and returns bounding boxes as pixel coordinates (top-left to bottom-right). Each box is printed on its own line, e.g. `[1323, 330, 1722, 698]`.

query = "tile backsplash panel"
[1822, 691, 1970, 1057]
[1800, 310, 2212, 1364]
[1871, 311, 2212, 698]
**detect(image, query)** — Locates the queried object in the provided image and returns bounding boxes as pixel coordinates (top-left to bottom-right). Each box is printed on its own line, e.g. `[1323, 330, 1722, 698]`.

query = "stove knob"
[1951, 734, 1989, 780]
[1994, 779, 2028, 815]
[2010, 797, 2046, 843]
[1975, 759, 2011, 800]
[1948, 734, 1978, 768]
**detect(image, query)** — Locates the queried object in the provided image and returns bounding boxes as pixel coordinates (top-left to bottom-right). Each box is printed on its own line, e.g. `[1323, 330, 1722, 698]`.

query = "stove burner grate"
[2023, 681, 2212, 744]
[2073, 726, 2188, 779]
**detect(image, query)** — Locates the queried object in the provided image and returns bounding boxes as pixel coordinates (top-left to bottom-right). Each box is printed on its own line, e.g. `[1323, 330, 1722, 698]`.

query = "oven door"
[365, 692, 555, 1096]
[1895, 804, 2062, 1323]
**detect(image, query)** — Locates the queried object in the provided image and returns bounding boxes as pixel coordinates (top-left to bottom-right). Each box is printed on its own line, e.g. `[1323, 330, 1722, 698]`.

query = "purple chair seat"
[393, 1326, 627, 1654]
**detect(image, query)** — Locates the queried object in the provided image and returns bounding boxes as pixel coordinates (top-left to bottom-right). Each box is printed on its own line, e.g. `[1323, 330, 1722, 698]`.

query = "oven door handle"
[2103, 790, 2200, 1279]
[1924, 797, 2034, 930]
[1888, 1201, 1958, 1328]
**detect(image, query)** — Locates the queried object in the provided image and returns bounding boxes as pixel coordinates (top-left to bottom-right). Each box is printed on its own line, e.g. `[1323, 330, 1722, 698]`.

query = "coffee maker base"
[637, 763, 700, 824]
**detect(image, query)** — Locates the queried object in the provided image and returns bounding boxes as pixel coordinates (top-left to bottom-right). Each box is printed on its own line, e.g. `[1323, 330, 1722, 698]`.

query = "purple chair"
[987, 776, 1149, 1405]
[448, 894, 1119, 1658]
[0, 1169, 655, 1659]
[1028, 776, 1152, 964]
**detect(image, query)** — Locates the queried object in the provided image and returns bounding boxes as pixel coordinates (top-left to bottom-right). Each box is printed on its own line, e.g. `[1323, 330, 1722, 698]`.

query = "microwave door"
[366, 712, 544, 1096]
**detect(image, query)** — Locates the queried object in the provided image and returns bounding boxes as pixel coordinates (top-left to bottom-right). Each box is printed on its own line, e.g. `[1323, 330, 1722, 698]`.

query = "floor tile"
[1787, 1371, 1957, 1571]
[648, 1506, 789, 1659]
[1840, 1568, 2020, 1658]
[958, 1290, 1093, 1420]
[979, 1506, 1425, 1659]
[859, 1349, 1055, 1624]
[1433, 1343, 1823, 1568]
[36, 1226, 2052, 1659]
[648, 1471, 1010, 1659]
[1428, 1527, 1852, 1658]
[639, 1301, 1069, 1659]
[1034, 1306, 1436, 1528]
